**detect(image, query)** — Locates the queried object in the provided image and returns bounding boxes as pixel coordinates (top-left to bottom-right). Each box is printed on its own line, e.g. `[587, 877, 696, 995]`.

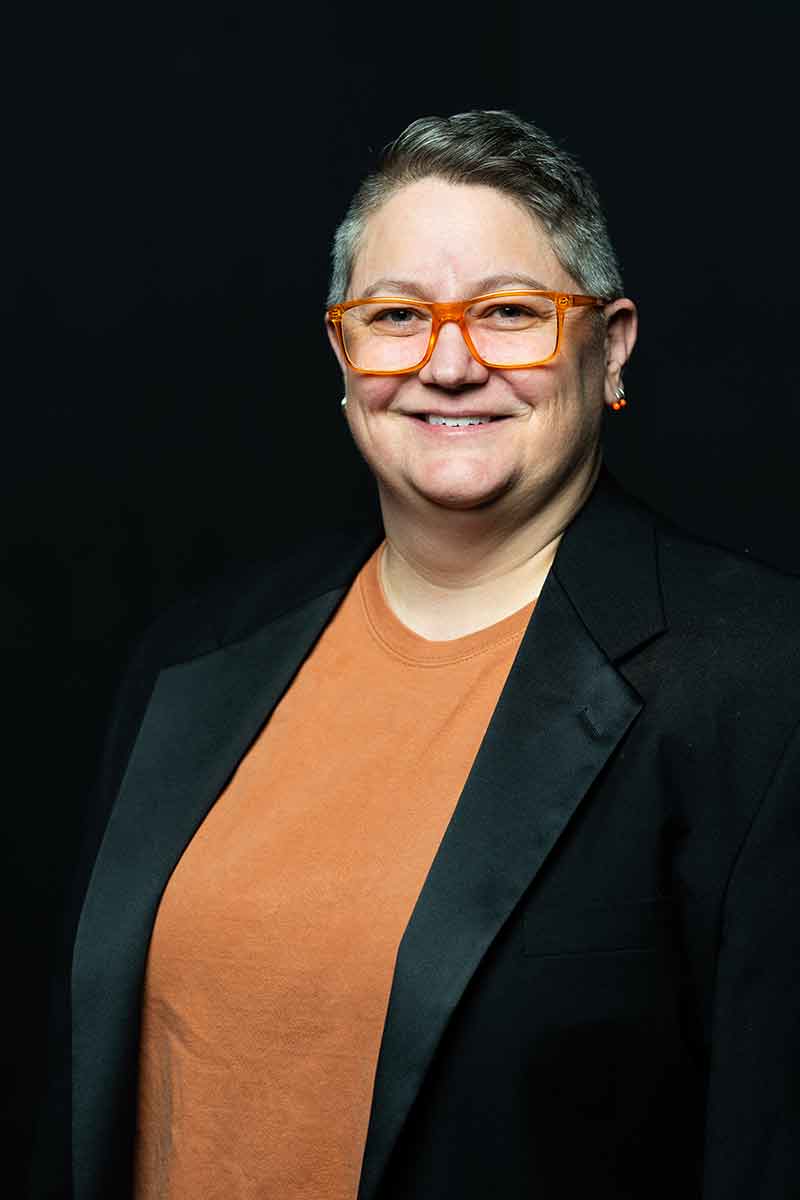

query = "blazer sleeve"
[25, 625, 171, 1200]
[702, 718, 800, 1197]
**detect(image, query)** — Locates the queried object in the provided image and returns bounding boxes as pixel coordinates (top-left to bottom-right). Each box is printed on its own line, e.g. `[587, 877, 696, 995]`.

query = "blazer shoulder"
[654, 520, 800, 643]
[130, 518, 384, 676]
[80, 519, 382, 871]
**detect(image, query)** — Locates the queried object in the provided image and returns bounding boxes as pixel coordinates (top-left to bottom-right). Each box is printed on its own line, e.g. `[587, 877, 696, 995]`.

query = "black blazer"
[29, 471, 800, 1199]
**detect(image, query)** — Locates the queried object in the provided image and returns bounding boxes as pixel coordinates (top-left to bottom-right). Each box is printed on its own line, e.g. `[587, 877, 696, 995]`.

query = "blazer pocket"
[523, 897, 673, 958]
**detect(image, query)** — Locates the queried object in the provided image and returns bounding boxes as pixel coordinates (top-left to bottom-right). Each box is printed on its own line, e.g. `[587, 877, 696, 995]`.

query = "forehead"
[350, 177, 573, 299]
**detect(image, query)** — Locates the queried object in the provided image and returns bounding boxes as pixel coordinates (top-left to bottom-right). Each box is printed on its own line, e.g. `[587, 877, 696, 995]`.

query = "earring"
[609, 383, 627, 412]
[340, 395, 347, 409]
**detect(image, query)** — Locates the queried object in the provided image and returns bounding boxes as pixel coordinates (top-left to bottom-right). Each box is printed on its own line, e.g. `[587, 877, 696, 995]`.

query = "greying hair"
[327, 110, 624, 306]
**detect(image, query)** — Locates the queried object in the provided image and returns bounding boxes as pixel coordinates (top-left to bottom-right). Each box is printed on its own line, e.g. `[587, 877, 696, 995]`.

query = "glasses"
[326, 290, 606, 376]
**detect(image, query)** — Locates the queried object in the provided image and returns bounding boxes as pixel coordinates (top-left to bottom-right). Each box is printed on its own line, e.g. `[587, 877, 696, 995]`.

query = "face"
[327, 177, 636, 522]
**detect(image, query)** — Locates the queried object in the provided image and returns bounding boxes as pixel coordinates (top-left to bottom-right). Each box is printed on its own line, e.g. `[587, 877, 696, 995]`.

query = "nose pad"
[418, 320, 487, 385]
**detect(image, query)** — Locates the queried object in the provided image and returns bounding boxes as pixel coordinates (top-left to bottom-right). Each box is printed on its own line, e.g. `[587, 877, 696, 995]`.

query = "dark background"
[6, 3, 799, 1187]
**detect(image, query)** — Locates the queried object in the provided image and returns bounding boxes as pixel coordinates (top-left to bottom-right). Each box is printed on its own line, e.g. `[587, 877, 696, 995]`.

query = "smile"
[408, 413, 510, 430]
[424, 415, 493, 426]
[407, 415, 513, 439]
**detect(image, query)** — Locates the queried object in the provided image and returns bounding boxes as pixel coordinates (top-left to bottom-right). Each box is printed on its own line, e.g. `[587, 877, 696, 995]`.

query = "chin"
[413, 477, 514, 512]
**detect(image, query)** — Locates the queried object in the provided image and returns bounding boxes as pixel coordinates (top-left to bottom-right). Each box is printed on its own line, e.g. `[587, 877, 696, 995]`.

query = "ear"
[325, 316, 348, 378]
[602, 298, 638, 406]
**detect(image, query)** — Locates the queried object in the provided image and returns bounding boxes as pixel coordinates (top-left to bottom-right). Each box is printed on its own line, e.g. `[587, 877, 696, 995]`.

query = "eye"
[478, 305, 538, 328]
[470, 296, 555, 328]
[364, 304, 431, 335]
[374, 307, 417, 324]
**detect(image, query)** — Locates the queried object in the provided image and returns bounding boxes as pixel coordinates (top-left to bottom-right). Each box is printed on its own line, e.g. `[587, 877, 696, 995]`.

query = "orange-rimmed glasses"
[326, 290, 607, 376]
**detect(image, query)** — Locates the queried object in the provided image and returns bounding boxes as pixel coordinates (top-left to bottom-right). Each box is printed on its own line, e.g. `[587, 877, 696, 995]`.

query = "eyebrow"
[358, 272, 552, 299]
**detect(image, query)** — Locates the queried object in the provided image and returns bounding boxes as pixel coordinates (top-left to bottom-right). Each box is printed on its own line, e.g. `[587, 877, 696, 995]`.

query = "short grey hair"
[327, 109, 624, 307]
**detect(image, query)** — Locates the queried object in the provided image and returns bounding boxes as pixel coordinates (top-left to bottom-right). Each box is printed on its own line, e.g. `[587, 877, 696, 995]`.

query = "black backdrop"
[6, 3, 800, 1187]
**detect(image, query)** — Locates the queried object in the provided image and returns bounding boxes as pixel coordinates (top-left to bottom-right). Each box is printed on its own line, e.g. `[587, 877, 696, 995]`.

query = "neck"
[377, 454, 601, 641]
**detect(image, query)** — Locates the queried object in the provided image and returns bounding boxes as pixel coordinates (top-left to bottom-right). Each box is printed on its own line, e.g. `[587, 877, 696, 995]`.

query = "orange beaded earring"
[608, 383, 627, 412]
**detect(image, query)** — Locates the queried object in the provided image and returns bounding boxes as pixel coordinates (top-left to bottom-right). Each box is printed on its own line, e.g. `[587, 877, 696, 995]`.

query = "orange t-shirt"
[134, 544, 536, 1200]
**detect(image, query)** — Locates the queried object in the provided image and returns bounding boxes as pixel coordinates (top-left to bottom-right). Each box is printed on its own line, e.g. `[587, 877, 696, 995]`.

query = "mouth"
[408, 413, 511, 427]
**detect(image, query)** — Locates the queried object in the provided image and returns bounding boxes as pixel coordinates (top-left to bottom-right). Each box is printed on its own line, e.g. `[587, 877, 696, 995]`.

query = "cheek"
[349, 376, 398, 415]
[507, 369, 573, 429]
[346, 377, 406, 471]
[515, 365, 602, 453]
[500, 368, 551, 414]
[553, 349, 604, 416]
[576, 338, 608, 401]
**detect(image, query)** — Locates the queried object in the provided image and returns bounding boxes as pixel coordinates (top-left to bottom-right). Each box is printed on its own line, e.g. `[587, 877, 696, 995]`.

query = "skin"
[326, 177, 638, 640]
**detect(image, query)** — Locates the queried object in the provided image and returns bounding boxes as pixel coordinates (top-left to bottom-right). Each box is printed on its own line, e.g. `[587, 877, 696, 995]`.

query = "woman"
[31, 111, 800, 1199]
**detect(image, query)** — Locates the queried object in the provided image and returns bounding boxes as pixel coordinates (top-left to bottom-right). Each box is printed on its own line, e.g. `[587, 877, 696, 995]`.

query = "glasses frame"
[326, 290, 607, 376]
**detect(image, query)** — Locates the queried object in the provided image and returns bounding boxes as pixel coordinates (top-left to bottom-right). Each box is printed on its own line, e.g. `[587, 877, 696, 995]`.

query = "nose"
[417, 319, 490, 389]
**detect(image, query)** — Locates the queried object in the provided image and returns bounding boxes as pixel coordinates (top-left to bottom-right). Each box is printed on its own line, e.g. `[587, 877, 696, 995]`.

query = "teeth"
[425, 415, 493, 426]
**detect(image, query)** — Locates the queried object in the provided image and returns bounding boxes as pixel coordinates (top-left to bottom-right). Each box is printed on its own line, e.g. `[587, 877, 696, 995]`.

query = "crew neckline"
[357, 542, 537, 667]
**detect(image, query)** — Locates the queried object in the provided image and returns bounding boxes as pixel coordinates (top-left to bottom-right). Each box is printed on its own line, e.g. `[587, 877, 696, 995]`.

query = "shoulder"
[620, 495, 800, 728]
[127, 518, 384, 678]
[89, 517, 382, 830]
[590, 469, 800, 641]
[568, 473, 800, 718]
[654, 517, 800, 646]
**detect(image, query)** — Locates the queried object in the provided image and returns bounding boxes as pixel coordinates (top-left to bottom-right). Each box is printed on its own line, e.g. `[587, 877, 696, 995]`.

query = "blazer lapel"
[357, 473, 666, 1200]
[71, 586, 350, 1200]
